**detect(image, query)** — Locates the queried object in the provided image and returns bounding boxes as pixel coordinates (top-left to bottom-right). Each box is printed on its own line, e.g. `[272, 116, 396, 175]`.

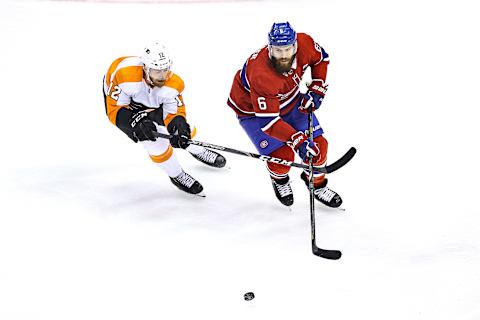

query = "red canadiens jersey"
[227, 33, 329, 141]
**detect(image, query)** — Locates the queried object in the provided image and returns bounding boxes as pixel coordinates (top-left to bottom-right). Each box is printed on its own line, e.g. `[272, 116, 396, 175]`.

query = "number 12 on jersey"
[107, 82, 121, 101]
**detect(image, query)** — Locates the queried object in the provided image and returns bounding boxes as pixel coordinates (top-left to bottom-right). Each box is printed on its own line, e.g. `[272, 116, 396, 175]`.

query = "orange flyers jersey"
[103, 56, 186, 126]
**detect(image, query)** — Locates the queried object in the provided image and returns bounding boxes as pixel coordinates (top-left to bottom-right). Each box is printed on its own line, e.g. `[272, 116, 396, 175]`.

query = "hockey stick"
[152, 131, 355, 174]
[307, 109, 342, 260]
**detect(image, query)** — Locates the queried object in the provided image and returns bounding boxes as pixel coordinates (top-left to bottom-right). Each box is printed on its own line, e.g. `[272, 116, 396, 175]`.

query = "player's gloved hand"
[129, 110, 157, 142]
[167, 116, 191, 149]
[298, 82, 328, 113]
[287, 131, 321, 163]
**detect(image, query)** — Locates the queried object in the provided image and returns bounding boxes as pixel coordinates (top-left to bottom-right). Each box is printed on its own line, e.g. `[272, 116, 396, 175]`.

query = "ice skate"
[271, 176, 294, 206]
[190, 148, 226, 168]
[170, 171, 205, 196]
[301, 173, 342, 208]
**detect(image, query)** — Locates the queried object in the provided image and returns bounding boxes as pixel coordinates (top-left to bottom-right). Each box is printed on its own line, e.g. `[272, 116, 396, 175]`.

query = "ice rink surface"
[1, 0, 480, 319]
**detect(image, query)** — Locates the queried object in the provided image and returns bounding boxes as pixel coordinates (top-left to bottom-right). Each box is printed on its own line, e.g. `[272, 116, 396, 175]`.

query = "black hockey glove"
[167, 116, 191, 149]
[129, 111, 157, 142]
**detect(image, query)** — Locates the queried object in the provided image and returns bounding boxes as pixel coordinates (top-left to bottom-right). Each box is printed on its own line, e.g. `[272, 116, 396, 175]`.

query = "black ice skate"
[301, 173, 342, 208]
[170, 171, 204, 195]
[190, 149, 226, 168]
[271, 176, 294, 206]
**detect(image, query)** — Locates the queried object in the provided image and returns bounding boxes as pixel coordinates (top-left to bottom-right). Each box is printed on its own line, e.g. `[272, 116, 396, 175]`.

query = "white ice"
[1, 0, 480, 319]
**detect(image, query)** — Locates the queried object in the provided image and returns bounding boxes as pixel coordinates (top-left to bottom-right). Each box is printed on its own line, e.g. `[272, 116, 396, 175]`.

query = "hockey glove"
[167, 116, 191, 149]
[129, 111, 157, 142]
[298, 82, 328, 113]
[287, 131, 321, 163]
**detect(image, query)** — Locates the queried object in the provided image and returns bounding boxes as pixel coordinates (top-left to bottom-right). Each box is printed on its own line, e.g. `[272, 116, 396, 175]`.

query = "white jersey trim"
[256, 112, 280, 117]
[117, 82, 141, 106]
[313, 57, 329, 66]
[311, 79, 326, 85]
[228, 96, 255, 114]
[261, 116, 281, 132]
[279, 88, 301, 109]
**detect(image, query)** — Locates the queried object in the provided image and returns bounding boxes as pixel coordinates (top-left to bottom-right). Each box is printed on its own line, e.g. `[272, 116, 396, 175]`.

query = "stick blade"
[312, 245, 342, 260]
[324, 147, 357, 174]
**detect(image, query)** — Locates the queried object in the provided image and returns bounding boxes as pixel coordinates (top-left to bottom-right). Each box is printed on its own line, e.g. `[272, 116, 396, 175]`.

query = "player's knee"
[141, 137, 171, 155]
[267, 145, 294, 175]
[314, 135, 328, 166]
[314, 135, 328, 150]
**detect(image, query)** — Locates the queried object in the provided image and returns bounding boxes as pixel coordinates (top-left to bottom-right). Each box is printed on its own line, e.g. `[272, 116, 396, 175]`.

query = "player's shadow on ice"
[10, 164, 287, 231]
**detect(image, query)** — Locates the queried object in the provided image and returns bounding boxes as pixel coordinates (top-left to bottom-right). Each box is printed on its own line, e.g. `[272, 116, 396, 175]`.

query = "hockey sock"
[186, 143, 205, 155]
[266, 145, 294, 178]
[142, 138, 183, 177]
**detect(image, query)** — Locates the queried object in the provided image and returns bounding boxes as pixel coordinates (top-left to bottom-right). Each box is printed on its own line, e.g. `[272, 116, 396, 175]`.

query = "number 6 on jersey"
[257, 97, 267, 110]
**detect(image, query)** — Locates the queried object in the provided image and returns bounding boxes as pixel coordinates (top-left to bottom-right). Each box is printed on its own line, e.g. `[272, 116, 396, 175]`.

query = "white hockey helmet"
[141, 42, 173, 85]
[140, 42, 173, 70]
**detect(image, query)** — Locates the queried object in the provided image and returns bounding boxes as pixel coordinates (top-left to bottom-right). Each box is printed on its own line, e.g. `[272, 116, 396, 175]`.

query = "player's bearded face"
[270, 44, 296, 73]
[148, 68, 172, 87]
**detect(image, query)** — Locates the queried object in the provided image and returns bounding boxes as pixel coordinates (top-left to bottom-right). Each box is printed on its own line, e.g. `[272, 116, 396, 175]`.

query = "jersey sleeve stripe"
[228, 97, 255, 115]
[261, 116, 281, 132]
[164, 105, 187, 127]
[105, 56, 129, 87]
[240, 61, 251, 92]
[114, 66, 144, 84]
[313, 47, 330, 66]
[109, 57, 142, 84]
[164, 73, 185, 93]
[320, 47, 329, 60]
[279, 89, 301, 109]
[256, 112, 280, 117]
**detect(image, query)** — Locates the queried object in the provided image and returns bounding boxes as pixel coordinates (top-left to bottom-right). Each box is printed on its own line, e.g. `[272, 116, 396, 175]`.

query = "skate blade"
[317, 203, 346, 212]
[194, 191, 206, 198]
[327, 205, 346, 212]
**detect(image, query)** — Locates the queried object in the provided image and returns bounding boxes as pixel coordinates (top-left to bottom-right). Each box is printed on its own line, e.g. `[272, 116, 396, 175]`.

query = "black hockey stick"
[152, 131, 355, 174]
[307, 110, 342, 260]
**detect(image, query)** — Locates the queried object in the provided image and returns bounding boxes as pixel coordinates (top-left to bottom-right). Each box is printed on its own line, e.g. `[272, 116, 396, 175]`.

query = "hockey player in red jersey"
[227, 22, 342, 207]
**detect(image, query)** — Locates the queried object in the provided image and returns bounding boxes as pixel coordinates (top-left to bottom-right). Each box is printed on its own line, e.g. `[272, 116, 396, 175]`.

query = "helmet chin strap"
[144, 66, 155, 86]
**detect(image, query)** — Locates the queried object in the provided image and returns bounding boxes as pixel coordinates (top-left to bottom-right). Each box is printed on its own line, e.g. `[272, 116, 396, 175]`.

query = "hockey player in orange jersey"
[103, 42, 226, 195]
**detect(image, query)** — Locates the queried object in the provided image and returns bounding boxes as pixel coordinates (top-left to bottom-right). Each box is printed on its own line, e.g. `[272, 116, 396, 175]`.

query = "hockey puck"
[244, 292, 255, 301]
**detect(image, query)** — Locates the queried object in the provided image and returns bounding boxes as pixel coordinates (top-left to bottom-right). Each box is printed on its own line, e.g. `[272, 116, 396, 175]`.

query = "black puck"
[244, 292, 255, 301]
